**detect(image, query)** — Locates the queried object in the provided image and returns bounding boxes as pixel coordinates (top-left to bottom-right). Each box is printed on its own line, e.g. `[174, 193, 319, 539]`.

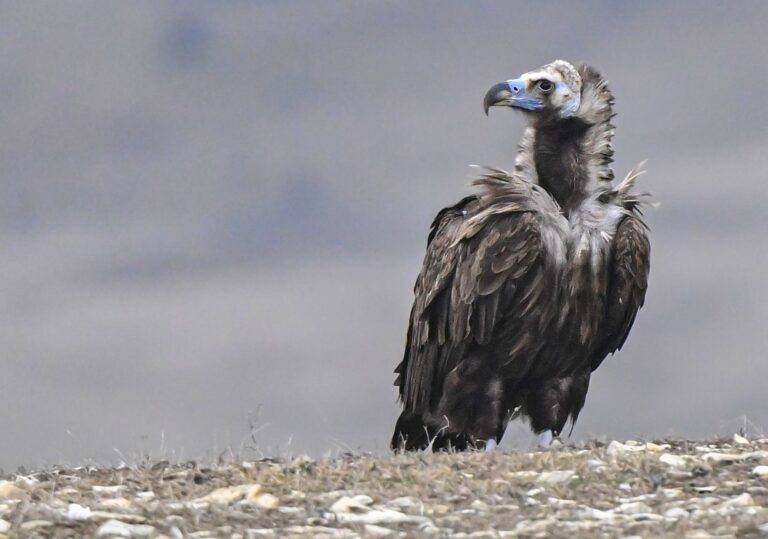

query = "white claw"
[537, 430, 553, 447]
[485, 439, 497, 452]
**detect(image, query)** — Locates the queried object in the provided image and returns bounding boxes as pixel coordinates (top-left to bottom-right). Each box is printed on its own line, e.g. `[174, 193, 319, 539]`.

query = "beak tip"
[483, 81, 512, 116]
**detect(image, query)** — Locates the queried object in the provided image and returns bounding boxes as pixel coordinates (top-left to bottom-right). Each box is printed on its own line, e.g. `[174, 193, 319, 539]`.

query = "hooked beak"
[483, 78, 543, 115]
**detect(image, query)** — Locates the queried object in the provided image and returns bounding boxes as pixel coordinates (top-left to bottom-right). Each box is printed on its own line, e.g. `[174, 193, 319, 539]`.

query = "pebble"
[607, 441, 645, 456]
[276, 506, 304, 516]
[664, 507, 690, 519]
[701, 450, 768, 463]
[615, 501, 653, 514]
[537, 470, 576, 484]
[20, 520, 55, 531]
[0, 482, 25, 500]
[98, 497, 134, 510]
[0, 520, 8, 534]
[328, 507, 433, 526]
[194, 484, 262, 505]
[644, 442, 667, 452]
[732, 433, 749, 445]
[244, 530, 277, 538]
[659, 453, 689, 468]
[250, 493, 279, 510]
[66, 503, 92, 520]
[386, 496, 421, 509]
[364, 524, 398, 537]
[330, 495, 374, 513]
[96, 519, 156, 538]
[718, 492, 755, 509]
[751, 465, 768, 477]
[579, 507, 614, 521]
[93, 485, 127, 495]
[586, 458, 607, 469]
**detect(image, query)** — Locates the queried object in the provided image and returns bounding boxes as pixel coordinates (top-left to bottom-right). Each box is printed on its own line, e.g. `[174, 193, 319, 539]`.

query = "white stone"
[470, 499, 489, 511]
[505, 470, 539, 481]
[330, 495, 374, 513]
[93, 485, 127, 495]
[66, 503, 92, 520]
[386, 496, 421, 509]
[579, 507, 614, 521]
[719, 493, 755, 509]
[244, 530, 277, 538]
[643, 443, 665, 452]
[96, 519, 156, 538]
[20, 520, 54, 531]
[664, 507, 690, 519]
[702, 450, 768, 463]
[733, 433, 749, 445]
[606, 441, 644, 456]
[364, 524, 398, 537]
[250, 493, 279, 510]
[0, 482, 25, 500]
[88, 511, 147, 523]
[13, 476, 37, 489]
[194, 484, 261, 505]
[0, 520, 9, 534]
[276, 506, 304, 515]
[751, 465, 768, 477]
[98, 498, 134, 510]
[659, 453, 689, 468]
[615, 501, 653, 514]
[586, 458, 607, 469]
[326, 508, 432, 526]
[537, 470, 576, 484]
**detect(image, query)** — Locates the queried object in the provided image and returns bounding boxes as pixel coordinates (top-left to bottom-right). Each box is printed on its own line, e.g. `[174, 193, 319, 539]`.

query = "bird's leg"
[484, 438, 498, 453]
[537, 430, 553, 448]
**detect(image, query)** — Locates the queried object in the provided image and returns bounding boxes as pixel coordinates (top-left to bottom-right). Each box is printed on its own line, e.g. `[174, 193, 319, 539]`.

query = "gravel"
[1, 436, 767, 538]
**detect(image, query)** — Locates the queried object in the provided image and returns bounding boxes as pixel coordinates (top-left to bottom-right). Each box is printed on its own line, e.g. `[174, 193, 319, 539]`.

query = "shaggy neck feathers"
[514, 64, 616, 215]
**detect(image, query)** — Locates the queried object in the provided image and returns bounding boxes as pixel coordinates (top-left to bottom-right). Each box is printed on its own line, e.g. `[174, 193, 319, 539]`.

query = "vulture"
[391, 60, 651, 451]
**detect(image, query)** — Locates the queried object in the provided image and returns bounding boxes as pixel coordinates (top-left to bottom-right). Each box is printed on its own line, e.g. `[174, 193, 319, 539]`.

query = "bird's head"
[483, 60, 582, 121]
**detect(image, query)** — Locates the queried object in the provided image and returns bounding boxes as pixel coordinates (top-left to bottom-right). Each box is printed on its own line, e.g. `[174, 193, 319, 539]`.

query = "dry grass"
[1, 437, 767, 538]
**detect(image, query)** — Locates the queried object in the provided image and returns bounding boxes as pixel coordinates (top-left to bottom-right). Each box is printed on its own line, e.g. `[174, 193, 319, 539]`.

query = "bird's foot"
[537, 430, 554, 448]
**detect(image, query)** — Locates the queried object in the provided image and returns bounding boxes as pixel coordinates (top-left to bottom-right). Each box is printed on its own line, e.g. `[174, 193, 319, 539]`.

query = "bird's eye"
[536, 79, 554, 93]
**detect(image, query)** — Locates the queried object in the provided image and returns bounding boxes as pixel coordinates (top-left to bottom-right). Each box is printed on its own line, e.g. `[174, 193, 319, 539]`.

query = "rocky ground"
[1, 436, 768, 538]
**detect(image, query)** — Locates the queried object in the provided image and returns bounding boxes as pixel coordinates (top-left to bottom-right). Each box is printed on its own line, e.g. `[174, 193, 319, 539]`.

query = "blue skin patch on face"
[557, 81, 581, 117]
[505, 78, 544, 111]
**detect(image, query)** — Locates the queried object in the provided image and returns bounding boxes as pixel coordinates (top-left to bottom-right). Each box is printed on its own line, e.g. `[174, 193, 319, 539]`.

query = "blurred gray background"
[1, 1, 767, 469]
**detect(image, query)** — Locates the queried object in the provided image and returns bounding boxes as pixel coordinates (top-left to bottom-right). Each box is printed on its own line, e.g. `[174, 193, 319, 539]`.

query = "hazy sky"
[1, 1, 767, 469]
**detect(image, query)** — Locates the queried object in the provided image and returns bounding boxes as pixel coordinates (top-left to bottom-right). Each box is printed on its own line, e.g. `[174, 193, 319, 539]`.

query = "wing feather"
[591, 213, 650, 370]
[395, 184, 553, 413]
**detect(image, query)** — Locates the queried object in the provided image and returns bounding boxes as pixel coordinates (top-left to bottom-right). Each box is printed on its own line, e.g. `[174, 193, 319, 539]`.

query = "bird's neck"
[520, 74, 616, 215]
[532, 119, 592, 213]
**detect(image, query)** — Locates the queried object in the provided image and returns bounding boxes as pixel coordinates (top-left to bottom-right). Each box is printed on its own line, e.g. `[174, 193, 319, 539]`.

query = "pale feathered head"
[484, 60, 583, 120]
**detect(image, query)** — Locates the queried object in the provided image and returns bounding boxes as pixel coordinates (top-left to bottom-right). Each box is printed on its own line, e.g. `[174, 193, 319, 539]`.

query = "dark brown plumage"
[392, 60, 651, 451]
